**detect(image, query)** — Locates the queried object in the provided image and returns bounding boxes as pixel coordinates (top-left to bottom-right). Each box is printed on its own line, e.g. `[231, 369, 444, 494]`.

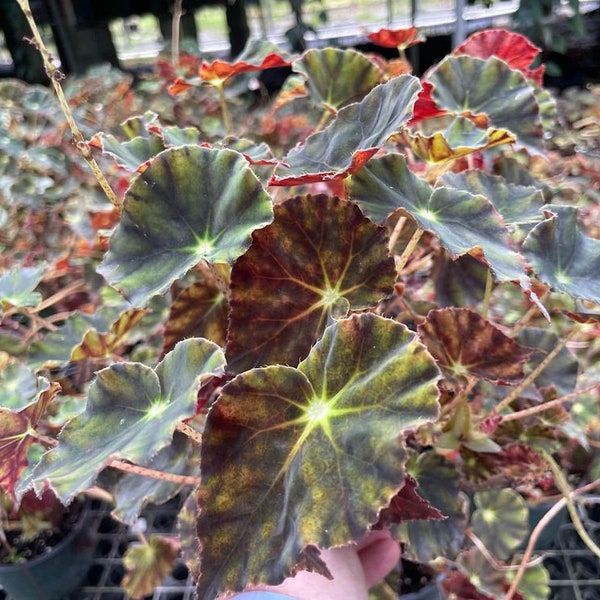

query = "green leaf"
[0, 363, 40, 409]
[437, 399, 501, 455]
[523, 205, 600, 303]
[25, 339, 225, 502]
[471, 489, 529, 560]
[197, 314, 441, 599]
[213, 137, 278, 186]
[270, 75, 420, 185]
[122, 535, 179, 600]
[70, 308, 148, 361]
[432, 253, 489, 308]
[350, 154, 527, 283]
[349, 153, 432, 224]
[505, 562, 551, 600]
[160, 125, 202, 147]
[293, 48, 382, 110]
[440, 170, 544, 226]
[0, 264, 45, 313]
[456, 548, 506, 598]
[427, 55, 543, 153]
[177, 493, 201, 582]
[402, 451, 467, 562]
[94, 111, 165, 171]
[98, 146, 274, 307]
[226, 195, 396, 372]
[534, 84, 558, 136]
[0, 332, 25, 357]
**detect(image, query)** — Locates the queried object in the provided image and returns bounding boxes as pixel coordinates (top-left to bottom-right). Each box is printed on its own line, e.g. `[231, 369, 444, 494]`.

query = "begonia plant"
[2, 4, 600, 598]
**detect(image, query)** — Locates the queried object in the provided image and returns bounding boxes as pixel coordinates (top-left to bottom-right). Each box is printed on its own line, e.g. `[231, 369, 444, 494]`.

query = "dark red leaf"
[0, 383, 60, 498]
[408, 81, 450, 124]
[441, 572, 496, 600]
[374, 474, 445, 527]
[480, 415, 502, 435]
[195, 374, 232, 414]
[453, 29, 545, 85]
[18, 488, 65, 528]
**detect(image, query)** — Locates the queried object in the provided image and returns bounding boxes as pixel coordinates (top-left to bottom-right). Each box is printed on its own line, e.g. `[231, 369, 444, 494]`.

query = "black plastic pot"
[0, 500, 96, 600]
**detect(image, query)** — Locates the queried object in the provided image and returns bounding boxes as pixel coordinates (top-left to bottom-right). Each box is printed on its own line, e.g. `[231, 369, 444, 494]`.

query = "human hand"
[228, 529, 400, 600]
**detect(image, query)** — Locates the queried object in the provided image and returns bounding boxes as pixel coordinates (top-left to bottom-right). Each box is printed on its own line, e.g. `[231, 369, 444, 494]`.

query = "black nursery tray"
[536, 498, 600, 600]
[72, 495, 194, 600]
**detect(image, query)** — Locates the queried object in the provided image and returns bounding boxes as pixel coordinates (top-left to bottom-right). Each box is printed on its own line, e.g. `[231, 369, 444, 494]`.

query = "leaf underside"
[0, 381, 59, 498]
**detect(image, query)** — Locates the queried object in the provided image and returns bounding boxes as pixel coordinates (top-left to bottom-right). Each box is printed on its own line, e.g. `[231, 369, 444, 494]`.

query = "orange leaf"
[385, 58, 413, 77]
[199, 53, 291, 85]
[90, 208, 120, 231]
[88, 133, 103, 150]
[368, 27, 423, 50]
[168, 77, 194, 96]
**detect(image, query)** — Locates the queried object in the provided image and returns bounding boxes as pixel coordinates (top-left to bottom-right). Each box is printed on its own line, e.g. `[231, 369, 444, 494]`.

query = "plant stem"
[175, 421, 202, 445]
[543, 450, 600, 559]
[108, 459, 200, 486]
[440, 376, 477, 418]
[29, 427, 59, 447]
[505, 476, 600, 600]
[171, 0, 183, 65]
[388, 215, 407, 254]
[465, 528, 544, 571]
[501, 382, 600, 423]
[32, 280, 86, 314]
[132, 524, 150, 546]
[488, 327, 579, 417]
[315, 108, 334, 132]
[504, 498, 567, 600]
[16, 0, 121, 211]
[401, 251, 433, 276]
[395, 227, 424, 275]
[216, 82, 233, 135]
[480, 269, 493, 319]
[510, 290, 549, 337]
